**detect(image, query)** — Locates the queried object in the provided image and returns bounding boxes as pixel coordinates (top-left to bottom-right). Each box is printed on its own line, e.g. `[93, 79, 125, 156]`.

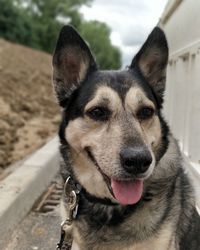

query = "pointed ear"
[130, 27, 168, 103]
[52, 25, 97, 106]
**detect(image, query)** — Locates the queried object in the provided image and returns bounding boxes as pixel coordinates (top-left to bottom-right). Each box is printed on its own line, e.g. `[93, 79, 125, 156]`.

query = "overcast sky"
[81, 0, 168, 67]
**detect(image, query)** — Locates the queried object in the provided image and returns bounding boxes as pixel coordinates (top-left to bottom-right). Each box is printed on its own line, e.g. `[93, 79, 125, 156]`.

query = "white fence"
[163, 41, 200, 164]
[159, 0, 200, 209]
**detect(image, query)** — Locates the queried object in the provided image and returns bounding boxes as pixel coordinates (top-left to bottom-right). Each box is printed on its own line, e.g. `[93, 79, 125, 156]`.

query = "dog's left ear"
[130, 27, 168, 103]
[53, 25, 97, 107]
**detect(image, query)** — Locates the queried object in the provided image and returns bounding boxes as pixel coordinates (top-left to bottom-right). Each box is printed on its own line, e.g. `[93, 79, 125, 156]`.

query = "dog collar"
[56, 175, 117, 249]
[81, 188, 118, 206]
[62, 173, 118, 206]
[56, 176, 80, 250]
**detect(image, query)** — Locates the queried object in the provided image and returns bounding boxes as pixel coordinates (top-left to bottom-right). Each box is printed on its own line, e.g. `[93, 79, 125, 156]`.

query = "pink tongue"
[111, 179, 143, 205]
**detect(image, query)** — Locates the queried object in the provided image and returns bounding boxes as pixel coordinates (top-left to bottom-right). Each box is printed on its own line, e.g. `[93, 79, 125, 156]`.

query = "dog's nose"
[120, 147, 152, 175]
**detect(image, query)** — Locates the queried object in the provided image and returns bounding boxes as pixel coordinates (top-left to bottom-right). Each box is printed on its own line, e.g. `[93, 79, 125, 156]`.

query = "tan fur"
[85, 85, 122, 113]
[72, 222, 176, 250]
[71, 148, 114, 200]
[131, 222, 176, 250]
[125, 87, 155, 113]
[125, 87, 161, 149]
[54, 26, 199, 250]
[65, 86, 123, 199]
[65, 85, 162, 199]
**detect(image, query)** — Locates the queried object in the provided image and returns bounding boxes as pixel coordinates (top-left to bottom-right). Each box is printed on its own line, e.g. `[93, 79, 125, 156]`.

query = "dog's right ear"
[52, 25, 97, 107]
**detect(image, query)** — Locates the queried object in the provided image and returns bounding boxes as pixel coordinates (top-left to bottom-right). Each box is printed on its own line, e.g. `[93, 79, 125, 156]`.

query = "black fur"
[53, 25, 200, 249]
[131, 27, 168, 106]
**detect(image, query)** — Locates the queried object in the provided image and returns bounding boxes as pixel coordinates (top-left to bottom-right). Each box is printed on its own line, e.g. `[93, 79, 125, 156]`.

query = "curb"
[0, 136, 59, 249]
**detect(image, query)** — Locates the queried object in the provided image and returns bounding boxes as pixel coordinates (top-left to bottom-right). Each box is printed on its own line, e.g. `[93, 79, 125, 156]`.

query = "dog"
[52, 25, 200, 250]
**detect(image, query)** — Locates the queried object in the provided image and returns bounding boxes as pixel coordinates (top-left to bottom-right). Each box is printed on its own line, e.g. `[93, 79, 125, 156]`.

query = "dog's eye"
[87, 107, 110, 121]
[137, 107, 154, 120]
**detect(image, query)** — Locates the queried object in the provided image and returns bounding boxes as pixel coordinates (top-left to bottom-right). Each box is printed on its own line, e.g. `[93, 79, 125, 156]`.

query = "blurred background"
[0, 0, 168, 172]
[1, 0, 200, 186]
[1, 0, 200, 249]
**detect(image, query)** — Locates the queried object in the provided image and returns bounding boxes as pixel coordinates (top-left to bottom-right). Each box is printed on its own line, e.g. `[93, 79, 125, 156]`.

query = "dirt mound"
[0, 39, 60, 169]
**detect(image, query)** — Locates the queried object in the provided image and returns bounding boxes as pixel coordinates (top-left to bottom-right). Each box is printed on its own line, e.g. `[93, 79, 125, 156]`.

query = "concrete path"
[0, 137, 60, 249]
[5, 208, 61, 250]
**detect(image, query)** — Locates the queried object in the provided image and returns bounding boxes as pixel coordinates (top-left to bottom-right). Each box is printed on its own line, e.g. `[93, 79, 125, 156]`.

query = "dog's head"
[53, 26, 169, 205]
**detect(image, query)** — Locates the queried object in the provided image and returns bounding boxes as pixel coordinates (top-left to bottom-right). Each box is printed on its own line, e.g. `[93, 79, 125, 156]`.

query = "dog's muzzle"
[120, 146, 152, 176]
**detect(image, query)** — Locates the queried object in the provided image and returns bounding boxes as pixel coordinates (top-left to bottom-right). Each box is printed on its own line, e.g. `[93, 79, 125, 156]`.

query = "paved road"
[5, 207, 61, 250]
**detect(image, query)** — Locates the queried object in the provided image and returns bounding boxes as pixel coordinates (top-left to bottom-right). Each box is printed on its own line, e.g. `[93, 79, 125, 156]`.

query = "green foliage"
[80, 21, 121, 69]
[0, 0, 121, 69]
[0, 0, 38, 48]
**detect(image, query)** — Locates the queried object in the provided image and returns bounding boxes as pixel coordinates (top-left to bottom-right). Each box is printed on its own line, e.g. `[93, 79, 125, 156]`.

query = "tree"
[0, 0, 122, 69]
[13, 0, 92, 53]
[0, 0, 38, 48]
[80, 21, 121, 69]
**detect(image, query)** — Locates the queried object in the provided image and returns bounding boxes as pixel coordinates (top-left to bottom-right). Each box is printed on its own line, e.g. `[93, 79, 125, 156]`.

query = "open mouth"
[86, 148, 144, 205]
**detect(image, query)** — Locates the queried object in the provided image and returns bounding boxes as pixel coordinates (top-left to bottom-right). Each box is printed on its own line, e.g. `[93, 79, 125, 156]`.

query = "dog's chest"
[72, 238, 176, 250]
[72, 221, 175, 250]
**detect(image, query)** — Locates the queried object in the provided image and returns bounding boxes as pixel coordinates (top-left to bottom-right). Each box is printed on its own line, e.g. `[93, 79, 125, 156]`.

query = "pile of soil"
[0, 39, 60, 170]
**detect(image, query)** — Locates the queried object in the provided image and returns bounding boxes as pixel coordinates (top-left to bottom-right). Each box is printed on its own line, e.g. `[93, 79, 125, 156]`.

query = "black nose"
[120, 147, 152, 175]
